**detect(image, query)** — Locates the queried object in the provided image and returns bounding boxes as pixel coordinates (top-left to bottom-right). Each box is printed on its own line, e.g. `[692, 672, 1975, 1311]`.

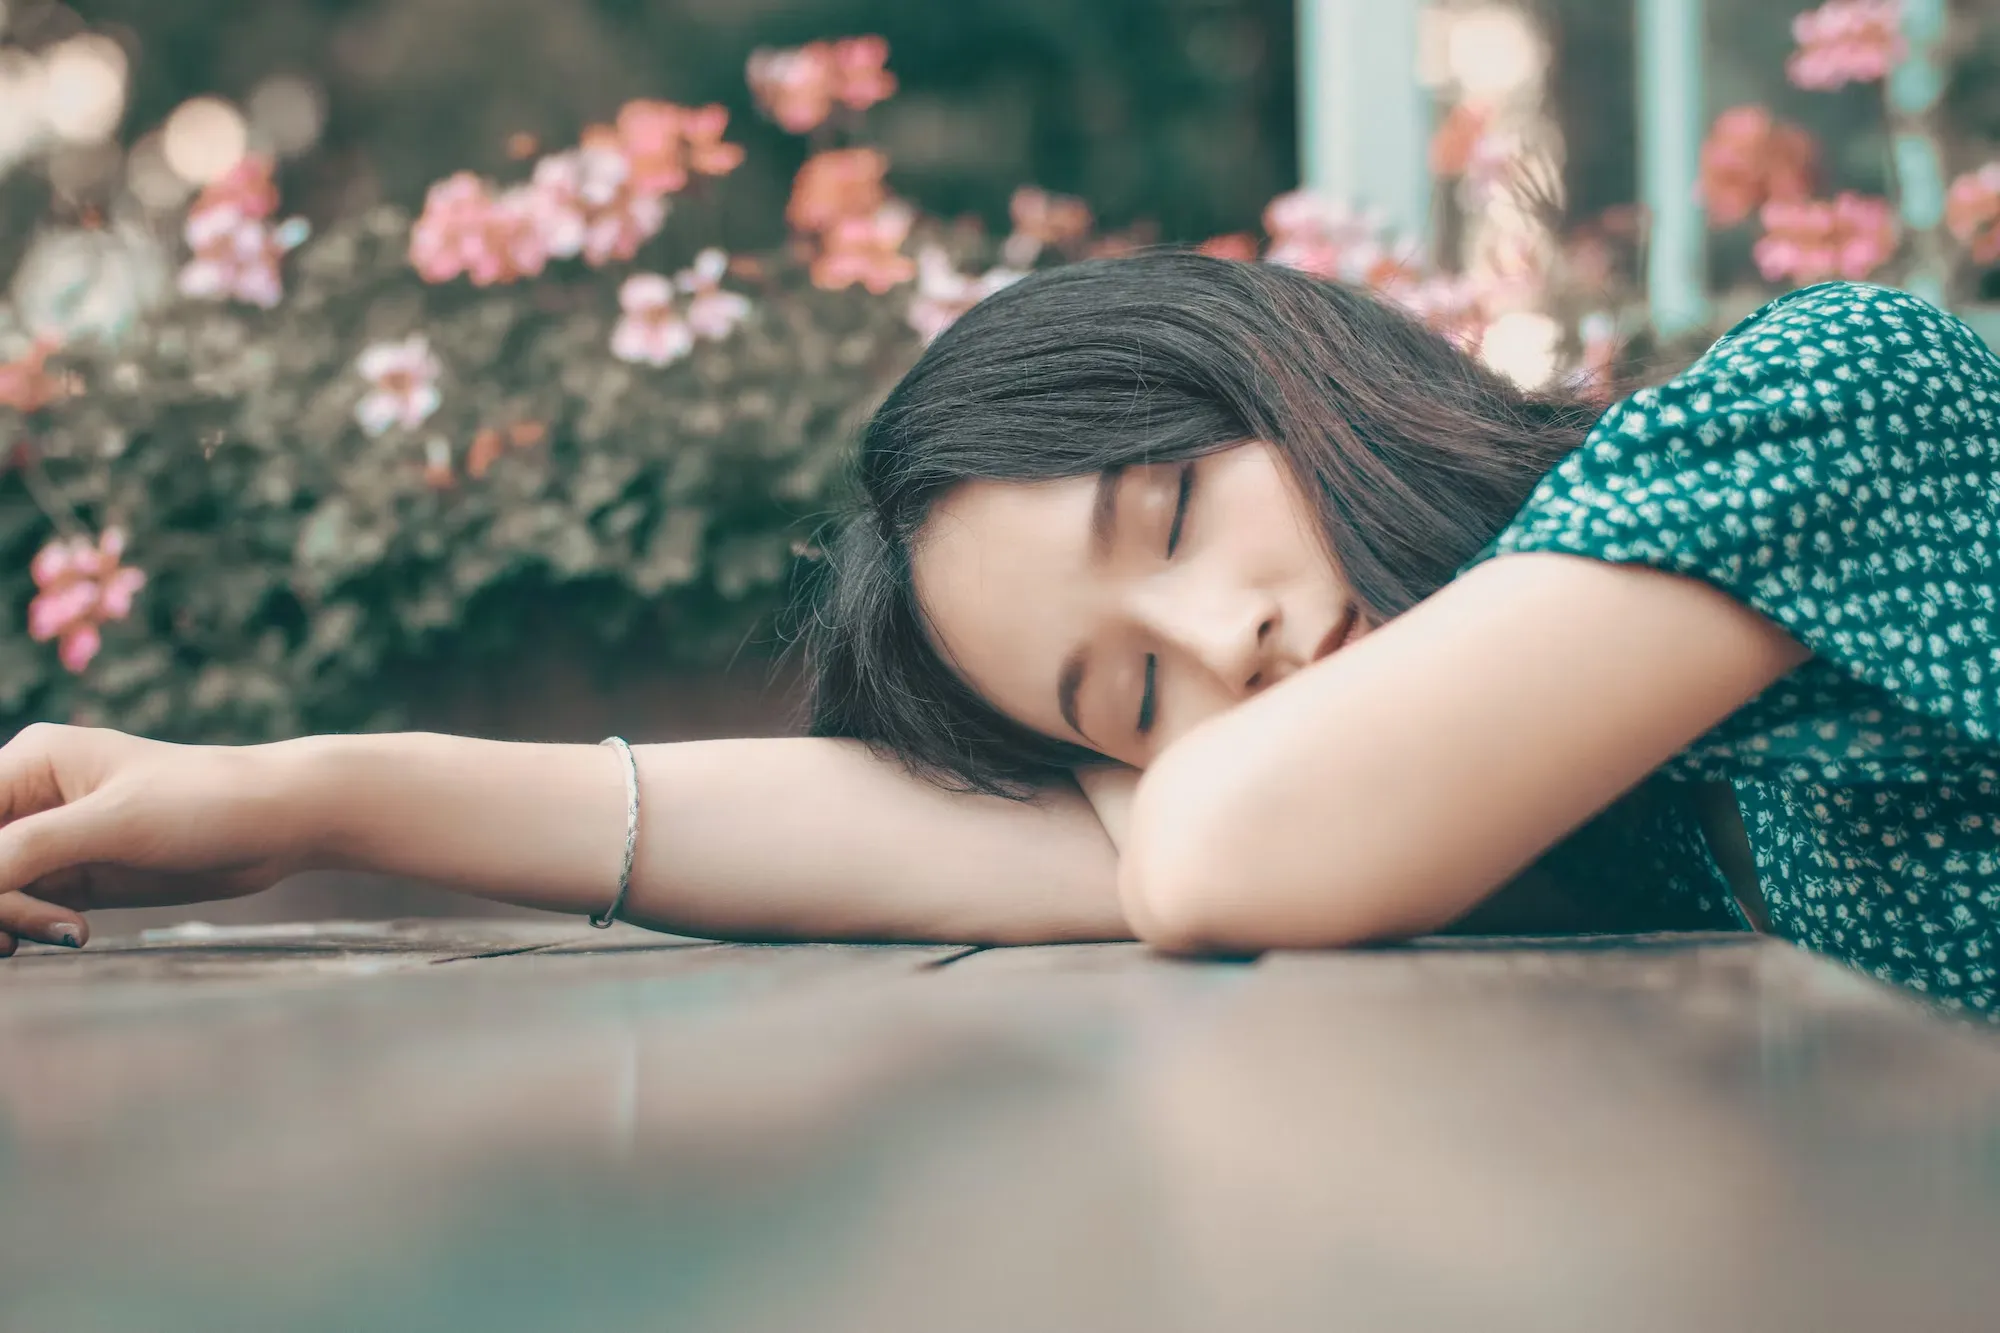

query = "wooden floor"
[3, 921, 1998, 1333]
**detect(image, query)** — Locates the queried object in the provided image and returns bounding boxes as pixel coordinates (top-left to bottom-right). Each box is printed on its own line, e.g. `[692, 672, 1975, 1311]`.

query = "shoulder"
[1609, 282, 1989, 428]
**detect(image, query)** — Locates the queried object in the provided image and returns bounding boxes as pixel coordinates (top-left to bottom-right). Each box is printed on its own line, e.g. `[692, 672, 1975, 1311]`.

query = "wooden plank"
[2, 927, 1995, 1332]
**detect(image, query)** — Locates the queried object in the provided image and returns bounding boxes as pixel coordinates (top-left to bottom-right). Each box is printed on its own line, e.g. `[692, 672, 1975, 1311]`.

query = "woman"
[1, 257, 1994, 1015]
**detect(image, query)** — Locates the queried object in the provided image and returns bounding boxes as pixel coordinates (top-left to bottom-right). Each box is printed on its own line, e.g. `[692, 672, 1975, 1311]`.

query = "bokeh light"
[125, 130, 192, 209]
[0, 46, 48, 169]
[1446, 5, 1546, 101]
[40, 32, 126, 142]
[1479, 310, 1561, 389]
[246, 74, 324, 157]
[161, 95, 247, 184]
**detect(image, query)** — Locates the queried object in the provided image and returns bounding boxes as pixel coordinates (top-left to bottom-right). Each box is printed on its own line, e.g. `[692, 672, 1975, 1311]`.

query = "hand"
[0, 723, 306, 955]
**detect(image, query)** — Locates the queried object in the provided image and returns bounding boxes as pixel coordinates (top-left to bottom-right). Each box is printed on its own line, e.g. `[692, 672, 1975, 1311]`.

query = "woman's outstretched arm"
[0, 727, 1134, 952]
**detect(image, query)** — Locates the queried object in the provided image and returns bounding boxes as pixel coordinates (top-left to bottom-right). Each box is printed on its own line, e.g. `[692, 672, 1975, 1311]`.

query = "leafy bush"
[2, 200, 920, 740]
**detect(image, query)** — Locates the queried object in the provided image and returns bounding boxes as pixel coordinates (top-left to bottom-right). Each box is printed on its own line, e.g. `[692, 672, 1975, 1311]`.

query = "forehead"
[909, 475, 1097, 740]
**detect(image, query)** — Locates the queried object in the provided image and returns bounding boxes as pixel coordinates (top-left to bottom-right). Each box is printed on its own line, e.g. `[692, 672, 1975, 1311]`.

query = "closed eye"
[1138, 464, 1194, 735]
[1136, 652, 1158, 735]
[1165, 462, 1193, 556]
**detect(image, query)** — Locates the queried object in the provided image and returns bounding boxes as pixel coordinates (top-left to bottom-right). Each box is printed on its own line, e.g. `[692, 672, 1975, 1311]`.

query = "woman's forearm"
[273, 732, 1133, 945]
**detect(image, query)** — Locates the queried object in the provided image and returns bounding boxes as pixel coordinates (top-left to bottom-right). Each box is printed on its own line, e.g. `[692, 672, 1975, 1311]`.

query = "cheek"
[1216, 466, 1326, 576]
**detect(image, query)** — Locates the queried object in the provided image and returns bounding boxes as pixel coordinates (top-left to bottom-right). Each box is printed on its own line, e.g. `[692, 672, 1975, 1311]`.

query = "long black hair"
[798, 252, 1604, 798]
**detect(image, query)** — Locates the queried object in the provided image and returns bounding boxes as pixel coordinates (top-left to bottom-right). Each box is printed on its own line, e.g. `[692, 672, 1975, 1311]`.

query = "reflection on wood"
[2, 923, 1996, 1332]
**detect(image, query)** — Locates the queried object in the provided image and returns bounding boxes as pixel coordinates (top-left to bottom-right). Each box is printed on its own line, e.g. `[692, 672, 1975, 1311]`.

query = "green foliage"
[1, 208, 920, 740]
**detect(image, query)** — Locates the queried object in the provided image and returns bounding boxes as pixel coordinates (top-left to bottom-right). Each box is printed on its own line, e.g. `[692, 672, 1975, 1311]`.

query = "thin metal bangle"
[592, 736, 640, 928]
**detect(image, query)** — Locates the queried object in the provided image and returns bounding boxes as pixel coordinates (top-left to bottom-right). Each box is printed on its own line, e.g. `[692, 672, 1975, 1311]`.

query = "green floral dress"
[1457, 281, 2000, 1018]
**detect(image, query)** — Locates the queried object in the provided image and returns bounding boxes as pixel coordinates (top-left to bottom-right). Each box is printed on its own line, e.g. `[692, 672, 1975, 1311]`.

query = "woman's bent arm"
[185, 732, 1132, 946]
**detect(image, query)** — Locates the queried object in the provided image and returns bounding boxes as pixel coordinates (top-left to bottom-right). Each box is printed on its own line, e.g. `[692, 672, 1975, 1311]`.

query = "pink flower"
[1197, 233, 1260, 262]
[614, 100, 690, 197]
[1261, 192, 1422, 290]
[786, 148, 890, 235]
[675, 248, 752, 341]
[177, 207, 309, 309]
[178, 153, 307, 308]
[475, 185, 554, 284]
[1753, 192, 1899, 283]
[1003, 186, 1093, 267]
[409, 172, 549, 285]
[28, 527, 145, 673]
[906, 246, 1024, 343]
[0, 336, 73, 414]
[1946, 163, 2000, 266]
[1786, 0, 1906, 91]
[677, 104, 745, 179]
[1381, 273, 1489, 349]
[828, 36, 897, 113]
[354, 335, 443, 436]
[189, 153, 280, 228]
[748, 37, 896, 134]
[747, 45, 838, 134]
[530, 136, 667, 267]
[1698, 106, 1819, 229]
[1429, 103, 1491, 178]
[410, 173, 491, 283]
[611, 274, 695, 367]
[811, 202, 917, 294]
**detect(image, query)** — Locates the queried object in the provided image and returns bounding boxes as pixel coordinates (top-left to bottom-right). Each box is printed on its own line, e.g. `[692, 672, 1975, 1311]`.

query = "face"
[911, 440, 1372, 770]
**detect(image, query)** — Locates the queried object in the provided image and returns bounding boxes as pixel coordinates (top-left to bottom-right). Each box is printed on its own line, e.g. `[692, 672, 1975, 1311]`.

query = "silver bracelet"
[592, 735, 640, 928]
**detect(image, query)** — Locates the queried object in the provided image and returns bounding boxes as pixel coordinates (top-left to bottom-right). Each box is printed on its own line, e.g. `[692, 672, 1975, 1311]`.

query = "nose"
[1133, 579, 1281, 698]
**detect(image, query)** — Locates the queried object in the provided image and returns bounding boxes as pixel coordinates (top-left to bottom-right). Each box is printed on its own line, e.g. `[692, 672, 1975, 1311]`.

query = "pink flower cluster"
[747, 37, 896, 135]
[786, 148, 916, 293]
[1786, 0, 1906, 91]
[410, 102, 742, 284]
[178, 155, 310, 309]
[610, 248, 753, 367]
[1947, 163, 2000, 266]
[1753, 192, 1899, 283]
[1256, 191, 1496, 348]
[1261, 192, 1423, 290]
[1698, 106, 1819, 229]
[28, 528, 145, 673]
[906, 246, 1025, 344]
[1002, 187, 1093, 267]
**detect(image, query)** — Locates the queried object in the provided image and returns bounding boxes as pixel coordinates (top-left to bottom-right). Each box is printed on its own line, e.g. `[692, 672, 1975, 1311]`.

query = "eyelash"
[1138, 463, 1195, 735]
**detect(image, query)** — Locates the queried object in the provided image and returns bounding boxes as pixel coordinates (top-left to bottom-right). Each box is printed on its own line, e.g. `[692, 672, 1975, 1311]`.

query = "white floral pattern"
[1458, 281, 2000, 1017]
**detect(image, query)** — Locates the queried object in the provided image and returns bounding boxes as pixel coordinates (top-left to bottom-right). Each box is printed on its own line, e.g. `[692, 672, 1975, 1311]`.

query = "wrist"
[256, 732, 371, 873]
[251, 731, 633, 917]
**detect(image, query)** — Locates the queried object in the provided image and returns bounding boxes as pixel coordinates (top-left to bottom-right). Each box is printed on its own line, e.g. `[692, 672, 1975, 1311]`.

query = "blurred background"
[2, 0, 1999, 925]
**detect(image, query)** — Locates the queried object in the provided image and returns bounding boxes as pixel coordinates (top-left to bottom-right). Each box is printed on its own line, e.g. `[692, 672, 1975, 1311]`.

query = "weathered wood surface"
[2, 922, 1998, 1333]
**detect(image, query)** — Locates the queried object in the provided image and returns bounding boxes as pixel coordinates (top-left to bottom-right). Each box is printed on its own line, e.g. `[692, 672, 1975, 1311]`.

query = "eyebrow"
[1058, 468, 1125, 742]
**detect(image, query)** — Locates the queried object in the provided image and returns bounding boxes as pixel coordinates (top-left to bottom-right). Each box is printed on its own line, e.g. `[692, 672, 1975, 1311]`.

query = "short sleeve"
[1457, 282, 2000, 747]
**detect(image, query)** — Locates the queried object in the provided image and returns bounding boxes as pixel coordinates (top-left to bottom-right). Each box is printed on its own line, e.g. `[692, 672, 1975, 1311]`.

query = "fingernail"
[52, 925, 81, 949]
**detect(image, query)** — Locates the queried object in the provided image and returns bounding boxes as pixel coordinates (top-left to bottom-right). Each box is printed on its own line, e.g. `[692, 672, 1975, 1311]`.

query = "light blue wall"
[1637, 0, 1711, 339]
[1297, 0, 1431, 244]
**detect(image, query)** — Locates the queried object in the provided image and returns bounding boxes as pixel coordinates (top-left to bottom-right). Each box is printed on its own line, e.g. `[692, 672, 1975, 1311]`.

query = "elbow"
[1117, 755, 1379, 957]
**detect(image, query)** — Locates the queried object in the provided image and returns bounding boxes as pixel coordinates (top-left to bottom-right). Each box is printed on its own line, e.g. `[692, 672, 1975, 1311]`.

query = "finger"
[0, 798, 106, 898]
[0, 933, 15, 958]
[0, 890, 85, 948]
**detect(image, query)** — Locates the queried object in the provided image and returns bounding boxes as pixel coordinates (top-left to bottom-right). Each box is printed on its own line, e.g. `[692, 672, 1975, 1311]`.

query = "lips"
[1312, 603, 1356, 663]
